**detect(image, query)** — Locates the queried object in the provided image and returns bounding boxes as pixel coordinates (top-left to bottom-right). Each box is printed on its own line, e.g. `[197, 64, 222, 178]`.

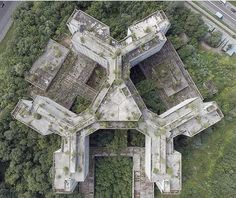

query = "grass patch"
[229, 1, 236, 7]
[157, 46, 236, 197]
[71, 96, 90, 114]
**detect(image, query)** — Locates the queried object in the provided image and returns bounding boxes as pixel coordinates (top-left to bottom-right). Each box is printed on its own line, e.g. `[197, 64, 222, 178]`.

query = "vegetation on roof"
[0, 1, 235, 197]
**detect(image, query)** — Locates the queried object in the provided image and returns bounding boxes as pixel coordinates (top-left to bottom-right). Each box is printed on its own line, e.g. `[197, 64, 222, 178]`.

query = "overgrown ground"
[0, 2, 77, 197]
[84, 2, 236, 197]
[0, 1, 236, 197]
[95, 157, 132, 198]
[168, 50, 236, 197]
[92, 130, 132, 197]
[229, 1, 236, 7]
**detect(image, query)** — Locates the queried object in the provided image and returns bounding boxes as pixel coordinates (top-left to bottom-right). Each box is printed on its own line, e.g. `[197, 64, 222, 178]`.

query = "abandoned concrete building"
[12, 9, 223, 197]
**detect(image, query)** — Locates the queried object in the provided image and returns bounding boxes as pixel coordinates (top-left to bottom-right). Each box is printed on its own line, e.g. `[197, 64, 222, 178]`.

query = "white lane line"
[207, 0, 236, 23]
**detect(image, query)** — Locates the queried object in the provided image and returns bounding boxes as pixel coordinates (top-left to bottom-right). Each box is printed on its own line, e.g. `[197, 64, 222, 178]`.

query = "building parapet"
[12, 9, 224, 196]
[25, 39, 69, 91]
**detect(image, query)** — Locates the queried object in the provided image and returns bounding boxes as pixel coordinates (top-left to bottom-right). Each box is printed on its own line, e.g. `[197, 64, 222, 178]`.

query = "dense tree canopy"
[0, 2, 76, 197]
[95, 157, 132, 198]
[0, 1, 236, 198]
[205, 31, 222, 48]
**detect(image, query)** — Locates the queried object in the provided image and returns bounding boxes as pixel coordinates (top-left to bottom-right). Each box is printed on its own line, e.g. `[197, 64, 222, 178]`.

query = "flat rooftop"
[25, 39, 69, 91]
[69, 9, 111, 43]
[12, 9, 224, 197]
[128, 10, 169, 39]
[96, 83, 142, 121]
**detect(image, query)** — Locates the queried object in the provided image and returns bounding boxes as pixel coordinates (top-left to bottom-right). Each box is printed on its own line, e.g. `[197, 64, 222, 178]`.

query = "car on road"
[231, 8, 236, 13]
[215, 12, 223, 19]
[219, 0, 226, 5]
[0, 1, 5, 8]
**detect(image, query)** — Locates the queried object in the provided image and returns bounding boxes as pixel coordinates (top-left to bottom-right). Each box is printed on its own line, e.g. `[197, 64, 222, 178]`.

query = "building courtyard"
[12, 9, 223, 197]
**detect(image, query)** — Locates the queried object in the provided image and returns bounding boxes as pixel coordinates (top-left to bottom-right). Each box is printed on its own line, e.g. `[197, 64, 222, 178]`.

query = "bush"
[0, 2, 75, 196]
[33, 113, 42, 120]
[205, 31, 222, 48]
[95, 157, 132, 198]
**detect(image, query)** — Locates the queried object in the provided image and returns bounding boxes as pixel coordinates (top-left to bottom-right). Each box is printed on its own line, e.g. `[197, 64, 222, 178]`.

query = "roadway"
[198, 1, 236, 32]
[0, 1, 19, 42]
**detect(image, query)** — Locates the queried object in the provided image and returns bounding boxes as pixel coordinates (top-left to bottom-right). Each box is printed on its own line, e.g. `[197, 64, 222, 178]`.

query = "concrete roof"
[12, 9, 224, 196]
[25, 39, 69, 91]
[96, 83, 141, 121]
[128, 10, 170, 39]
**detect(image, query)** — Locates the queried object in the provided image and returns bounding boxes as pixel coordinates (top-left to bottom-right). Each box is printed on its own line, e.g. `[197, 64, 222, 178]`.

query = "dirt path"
[200, 41, 223, 54]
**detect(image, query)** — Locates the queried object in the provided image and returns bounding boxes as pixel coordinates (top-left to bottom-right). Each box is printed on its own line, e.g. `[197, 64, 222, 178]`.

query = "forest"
[0, 1, 236, 198]
[93, 130, 132, 198]
[95, 156, 132, 198]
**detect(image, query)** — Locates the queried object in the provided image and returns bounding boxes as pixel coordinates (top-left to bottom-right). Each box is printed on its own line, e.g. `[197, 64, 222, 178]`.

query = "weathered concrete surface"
[12, 9, 224, 196]
[79, 147, 154, 198]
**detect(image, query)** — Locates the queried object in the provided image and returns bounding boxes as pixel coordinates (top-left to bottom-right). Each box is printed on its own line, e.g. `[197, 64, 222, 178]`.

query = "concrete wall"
[84, 136, 90, 179]
[159, 23, 171, 35]
[145, 135, 152, 180]
[70, 134, 77, 173]
[130, 40, 166, 67]
[72, 39, 108, 68]
[67, 23, 78, 35]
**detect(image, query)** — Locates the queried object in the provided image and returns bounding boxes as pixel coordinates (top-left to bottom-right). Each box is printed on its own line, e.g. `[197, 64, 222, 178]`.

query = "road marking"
[188, 1, 236, 36]
[207, 0, 236, 23]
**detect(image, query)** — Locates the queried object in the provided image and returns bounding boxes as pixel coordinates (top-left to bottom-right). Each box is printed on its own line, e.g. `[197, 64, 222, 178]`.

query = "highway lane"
[198, 1, 236, 31]
[0, 1, 19, 42]
[208, 1, 236, 23]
